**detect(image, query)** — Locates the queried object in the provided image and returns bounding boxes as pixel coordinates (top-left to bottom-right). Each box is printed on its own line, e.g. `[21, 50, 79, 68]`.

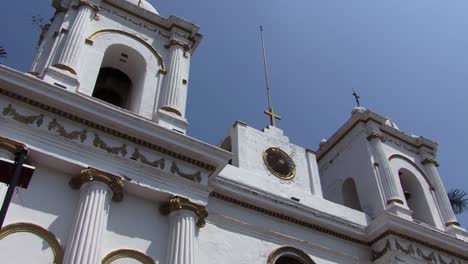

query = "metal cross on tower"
[352, 89, 361, 107]
[260, 26, 281, 127]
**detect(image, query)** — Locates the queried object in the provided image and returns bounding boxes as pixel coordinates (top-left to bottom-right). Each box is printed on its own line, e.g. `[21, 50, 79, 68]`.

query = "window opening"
[92, 67, 132, 108]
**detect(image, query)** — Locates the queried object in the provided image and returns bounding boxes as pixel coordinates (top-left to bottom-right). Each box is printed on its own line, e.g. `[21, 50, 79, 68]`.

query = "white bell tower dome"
[124, 0, 159, 14]
[32, 0, 202, 134]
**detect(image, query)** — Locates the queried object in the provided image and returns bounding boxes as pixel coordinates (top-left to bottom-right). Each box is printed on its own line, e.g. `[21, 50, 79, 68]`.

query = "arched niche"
[0, 222, 64, 264]
[80, 30, 165, 119]
[389, 155, 444, 228]
[342, 178, 362, 211]
[102, 249, 155, 264]
[267, 246, 315, 264]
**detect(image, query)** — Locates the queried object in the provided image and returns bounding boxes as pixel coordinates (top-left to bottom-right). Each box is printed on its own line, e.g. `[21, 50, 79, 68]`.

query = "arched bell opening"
[342, 177, 362, 211]
[92, 67, 131, 108]
[92, 44, 147, 112]
[398, 168, 436, 226]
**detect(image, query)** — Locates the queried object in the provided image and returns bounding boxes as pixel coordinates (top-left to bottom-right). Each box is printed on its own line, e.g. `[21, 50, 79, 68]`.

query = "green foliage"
[447, 188, 468, 215]
[0, 46, 6, 58]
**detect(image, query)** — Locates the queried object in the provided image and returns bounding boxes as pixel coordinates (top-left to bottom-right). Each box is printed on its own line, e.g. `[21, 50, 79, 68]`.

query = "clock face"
[263, 147, 296, 180]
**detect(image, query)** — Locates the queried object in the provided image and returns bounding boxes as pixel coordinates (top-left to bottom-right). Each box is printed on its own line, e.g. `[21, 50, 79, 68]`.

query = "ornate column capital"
[421, 158, 439, 167]
[367, 132, 385, 142]
[165, 39, 191, 51]
[69, 167, 124, 201]
[0, 136, 28, 155]
[160, 196, 208, 228]
[77, 0, 100, 12]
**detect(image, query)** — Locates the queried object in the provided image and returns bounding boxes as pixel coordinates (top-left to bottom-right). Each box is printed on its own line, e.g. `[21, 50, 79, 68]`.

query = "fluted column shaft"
[166, 210, 196, 264]
[160, 44, 187, 117]
[367, 133, 404, 205]
[422, 159, 459, 227]
[160, 196, 208, 264]
[64, 181, 111, 264]
[55, 3, 95, 74]
[30, 11, 65, 74]
[64, 168, 123, 264]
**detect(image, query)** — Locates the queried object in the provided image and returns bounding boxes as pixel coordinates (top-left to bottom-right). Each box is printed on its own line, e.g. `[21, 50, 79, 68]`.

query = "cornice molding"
[0, 84, 223, 172]
[160, 196, 208, 228]
[69, 167, 124, 201]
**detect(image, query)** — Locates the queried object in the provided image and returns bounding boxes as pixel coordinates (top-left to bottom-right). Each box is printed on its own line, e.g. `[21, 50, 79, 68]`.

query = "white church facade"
[0, 0, 467, 263]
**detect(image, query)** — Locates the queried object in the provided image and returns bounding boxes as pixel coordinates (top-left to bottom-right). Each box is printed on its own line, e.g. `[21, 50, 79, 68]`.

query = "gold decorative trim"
[160, 196, 208, 228]
[389, 154, 435, 190]
[0, 88, 216, 171]
[366, 132, 385, 142]
[386, 198, 404, 205]
[421, 158, 439, 167]
[165, 39, 191, 57]
[170, 162, 201, 183]
[69, 167, 124, 202]
[445, 221, 461, 227]
[2, 104, 44, 127]
[86, 29, 166, 73]
[165, 39, 190, 50]
[263, 147, 296, 180]
[52, 64, 77, 75]
[102, 249, 155, 264]
[160, 106, 182, 117]
[48, 118, 87, 142]
[131, 148, 165, 170]
[78, 0, 100, 12]
[0, 136, 28, 155]
[0, 222, 64, 264]
[93, 134, 127, 157]
[267, 246, 315, 264]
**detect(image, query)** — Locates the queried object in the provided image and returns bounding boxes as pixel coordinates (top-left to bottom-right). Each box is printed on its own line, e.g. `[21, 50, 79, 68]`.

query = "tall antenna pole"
[260, 26, 281, 127]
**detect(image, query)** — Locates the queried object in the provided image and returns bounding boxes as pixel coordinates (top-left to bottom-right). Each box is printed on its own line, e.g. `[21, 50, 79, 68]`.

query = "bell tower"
[30, 0, 201, 133]
[318, 107, 465, 237]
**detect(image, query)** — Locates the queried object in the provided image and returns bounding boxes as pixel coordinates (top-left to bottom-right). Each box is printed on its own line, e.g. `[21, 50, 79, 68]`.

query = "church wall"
[198, 197, 373, 264]
[103, 195, 169, 263]
[231, 124, 321, 203]
[0, 164, 79, 251]
[319, 123, 385, 218]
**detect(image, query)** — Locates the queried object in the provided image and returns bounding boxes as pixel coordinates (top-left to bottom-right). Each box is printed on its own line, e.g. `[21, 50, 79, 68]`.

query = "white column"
[30, 11, 65, 75]
[55, 2, 96, 75]
[159, 41, 188, 117]
[367, 132, 405, 205]
[421, 158, 459, 227]
[64, 168, 123, 264]
[160, 196, 207, 264]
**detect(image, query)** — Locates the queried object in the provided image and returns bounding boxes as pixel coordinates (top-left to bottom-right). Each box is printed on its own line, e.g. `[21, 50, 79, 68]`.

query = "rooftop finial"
[352, 89, 361, 107]
[260, 26, 281, 127]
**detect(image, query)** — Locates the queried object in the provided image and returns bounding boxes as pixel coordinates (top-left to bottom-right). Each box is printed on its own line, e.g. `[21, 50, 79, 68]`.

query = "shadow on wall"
[4, 165, 79, 245]
[105, 194, 169, 263]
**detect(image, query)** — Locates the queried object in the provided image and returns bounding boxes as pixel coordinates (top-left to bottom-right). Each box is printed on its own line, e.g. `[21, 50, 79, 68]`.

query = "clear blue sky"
[1, 0, 467, 227]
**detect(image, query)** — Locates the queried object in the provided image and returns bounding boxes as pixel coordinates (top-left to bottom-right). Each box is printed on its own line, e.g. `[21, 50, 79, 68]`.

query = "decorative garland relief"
[0, 103, 203, 183]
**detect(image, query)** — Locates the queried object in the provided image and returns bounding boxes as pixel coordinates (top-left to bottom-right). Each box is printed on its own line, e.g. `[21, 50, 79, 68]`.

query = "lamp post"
[0, 148, 30, 228]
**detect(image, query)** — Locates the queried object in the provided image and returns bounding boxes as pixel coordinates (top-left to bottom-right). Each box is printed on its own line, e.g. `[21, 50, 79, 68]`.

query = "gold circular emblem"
[263, 147, 296, 180]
